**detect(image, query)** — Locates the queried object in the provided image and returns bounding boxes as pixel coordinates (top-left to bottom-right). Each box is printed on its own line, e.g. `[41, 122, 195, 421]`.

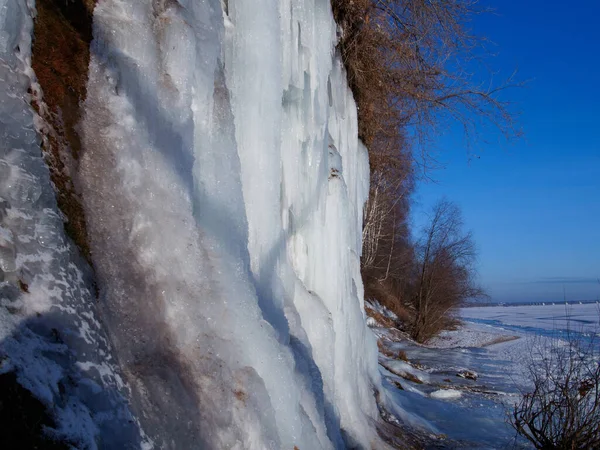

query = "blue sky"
[412, 0, 600, 303]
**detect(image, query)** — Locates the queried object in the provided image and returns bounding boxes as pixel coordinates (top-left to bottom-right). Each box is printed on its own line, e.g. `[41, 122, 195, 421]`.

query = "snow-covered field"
[428, 321, 519, 349]
[462, 303, 600, 337]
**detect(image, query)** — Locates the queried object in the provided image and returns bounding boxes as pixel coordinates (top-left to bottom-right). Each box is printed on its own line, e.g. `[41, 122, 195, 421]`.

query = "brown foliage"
[364, 278, 412, 325]
[31, 0, 96, 262]
[377, 339, 398, 358]
[17, 279, 29, 293]
[409, 200, 485, 342]
[331, 1, 518, 340]
[401, 372, 422, 385]
[397, 350, 408, 362]
[333, 0, 520, 153]
[234, 389, 247, 404]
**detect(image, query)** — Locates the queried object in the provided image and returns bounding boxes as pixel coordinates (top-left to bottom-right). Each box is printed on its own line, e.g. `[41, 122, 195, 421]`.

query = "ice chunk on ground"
[382, 359, 430, 384]
[34, 209, 65, 249]
[430, 389, 462, 400]
[367, 299, 399, 321]
[5, 167, 42, 205]
[0, 225, 16, 272]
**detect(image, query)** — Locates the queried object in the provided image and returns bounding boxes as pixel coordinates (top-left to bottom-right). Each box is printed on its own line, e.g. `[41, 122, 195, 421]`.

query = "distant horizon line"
[465, 299, 600, 308]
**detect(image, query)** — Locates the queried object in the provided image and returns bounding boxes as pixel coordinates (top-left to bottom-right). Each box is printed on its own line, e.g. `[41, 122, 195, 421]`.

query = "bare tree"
[331, 1, 520, 330]
[332, 0, 522, 161]
[511, 326, 600, 449]
[362, 149, 413, 276]
[409, 199, 484, 342]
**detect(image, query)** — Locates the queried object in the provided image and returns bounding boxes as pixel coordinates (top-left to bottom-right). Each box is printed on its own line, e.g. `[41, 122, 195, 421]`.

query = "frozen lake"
[382, 303, 600, 449]
[462, 303, 600, 341]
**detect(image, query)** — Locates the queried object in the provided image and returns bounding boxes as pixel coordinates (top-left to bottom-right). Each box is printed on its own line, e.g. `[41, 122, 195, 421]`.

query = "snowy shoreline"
[367, 302, 546, 448]
[426, 321, 521, 349]
[368, 302, 600, 448]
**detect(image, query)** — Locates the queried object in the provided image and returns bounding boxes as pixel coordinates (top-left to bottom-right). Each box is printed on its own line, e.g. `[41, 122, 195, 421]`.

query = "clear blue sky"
[413, 0, 600, 303]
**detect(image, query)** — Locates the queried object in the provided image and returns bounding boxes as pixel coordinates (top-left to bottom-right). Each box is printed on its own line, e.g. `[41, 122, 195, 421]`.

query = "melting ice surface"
[3, 0, 387, 448]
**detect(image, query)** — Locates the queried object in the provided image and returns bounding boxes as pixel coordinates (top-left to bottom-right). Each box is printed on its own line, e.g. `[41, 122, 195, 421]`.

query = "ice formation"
[0, 0, 387, 448]
[0, 0, 145, 447]
[429, 389, 462, 400]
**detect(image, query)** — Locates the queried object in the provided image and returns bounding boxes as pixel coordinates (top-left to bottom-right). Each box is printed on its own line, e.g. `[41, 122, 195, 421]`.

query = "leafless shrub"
[409, 199, 485, 342]
[510, 323, 600, 449]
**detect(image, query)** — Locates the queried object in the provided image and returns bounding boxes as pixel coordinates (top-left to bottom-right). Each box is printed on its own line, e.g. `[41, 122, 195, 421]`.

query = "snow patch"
[430, 389, 462, 400]
[382, 359, 430, 384]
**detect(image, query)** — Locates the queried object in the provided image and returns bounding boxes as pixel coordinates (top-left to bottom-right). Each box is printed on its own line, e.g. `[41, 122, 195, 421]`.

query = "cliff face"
[0, 0, 382, 448]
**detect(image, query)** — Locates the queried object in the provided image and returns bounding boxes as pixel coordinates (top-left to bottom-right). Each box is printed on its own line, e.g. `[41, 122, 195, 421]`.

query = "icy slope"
[77, 0, 381, 448]
[0, 0, 144, 448]
[2, 0, 384, 448]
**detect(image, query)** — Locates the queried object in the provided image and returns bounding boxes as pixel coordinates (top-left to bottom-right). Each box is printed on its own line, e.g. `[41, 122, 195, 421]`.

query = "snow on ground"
[462, 303, 600, 390]
[430, 389, 462, 400]
[377, 331, 529, 449]
[462, 303, 600, 336]
[381, 359, 430, 384]
[370, 303, 600, 448]
[366, 301, 590, 448]
[428, 321, 520, 349]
